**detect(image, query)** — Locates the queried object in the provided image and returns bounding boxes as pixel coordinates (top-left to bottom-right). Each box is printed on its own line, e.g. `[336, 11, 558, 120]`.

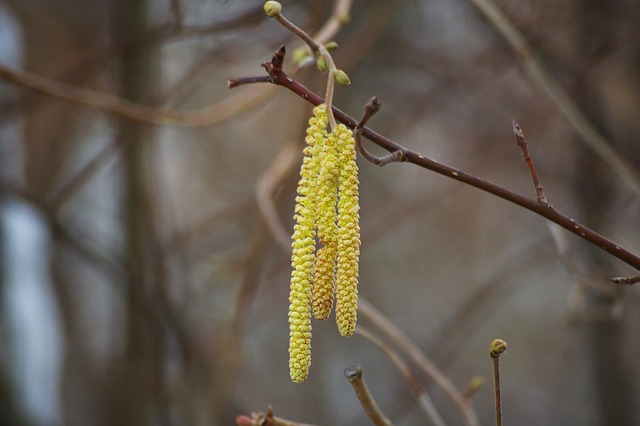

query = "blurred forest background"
[1, 0, 640, 425]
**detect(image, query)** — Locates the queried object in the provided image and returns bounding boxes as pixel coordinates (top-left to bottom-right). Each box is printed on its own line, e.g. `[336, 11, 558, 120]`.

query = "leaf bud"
[316, 56, 328, 73]
[334, 69, 351, 85]
[263, 1, 282, 17]
[324, 41, 339, 52]
[292, 46, 311, 66]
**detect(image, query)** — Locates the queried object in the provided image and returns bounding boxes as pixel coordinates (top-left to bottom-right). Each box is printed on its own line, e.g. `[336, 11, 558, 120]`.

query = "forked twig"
[355, 97, 408, 166]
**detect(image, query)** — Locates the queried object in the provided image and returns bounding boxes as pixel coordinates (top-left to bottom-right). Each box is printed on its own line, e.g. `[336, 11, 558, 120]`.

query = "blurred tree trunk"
[572, 1, 639, 424]
[109, 0, 165, 425]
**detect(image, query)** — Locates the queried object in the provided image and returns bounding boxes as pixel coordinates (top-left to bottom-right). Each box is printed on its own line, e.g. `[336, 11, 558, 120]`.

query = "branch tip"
[512, 119, 524, 138]
[611, 275, 640, 285]
[345, 365, 363, 380]
[365, 96, 382, 116]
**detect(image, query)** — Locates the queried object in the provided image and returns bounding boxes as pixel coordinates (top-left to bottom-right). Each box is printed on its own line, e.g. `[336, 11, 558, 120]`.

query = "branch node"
[353, 97, 406, 167]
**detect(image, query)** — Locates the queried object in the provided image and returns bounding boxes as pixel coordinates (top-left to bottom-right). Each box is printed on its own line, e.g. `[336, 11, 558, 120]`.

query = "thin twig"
[256, 142, 300, 249]
[358, 299, 480, 426]
[489, 339, 507, 426]
[356, 327, 447, 426]
[313, 0, 353, 45]
[234, 47, 640, 277]
[0, 62, 276, 126]
[466, 0, 640, 197]
[266, 3, 347, 129]
[321, 45, 339, 130]
[355, 97, 407, 166]
[512, 120, 547, 203]
[272, 13, 321, 53]
[344, 366, 394, 426]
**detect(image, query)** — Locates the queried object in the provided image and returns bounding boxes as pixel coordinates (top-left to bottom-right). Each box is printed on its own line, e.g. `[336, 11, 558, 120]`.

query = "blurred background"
[1, 0, 640, 425]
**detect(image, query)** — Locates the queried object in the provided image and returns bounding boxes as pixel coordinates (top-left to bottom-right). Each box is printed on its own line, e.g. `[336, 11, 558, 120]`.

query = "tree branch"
[465, 0, 640, 197]
[230, 46, 640, 279]
[344, 366, 394, 426]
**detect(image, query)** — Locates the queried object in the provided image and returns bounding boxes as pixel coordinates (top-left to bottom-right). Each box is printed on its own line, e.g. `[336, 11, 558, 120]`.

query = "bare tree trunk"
[109, 1, 165, 425]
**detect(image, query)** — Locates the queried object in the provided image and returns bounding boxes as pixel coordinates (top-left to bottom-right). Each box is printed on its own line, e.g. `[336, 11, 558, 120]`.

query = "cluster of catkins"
[288, 104, 360, 383]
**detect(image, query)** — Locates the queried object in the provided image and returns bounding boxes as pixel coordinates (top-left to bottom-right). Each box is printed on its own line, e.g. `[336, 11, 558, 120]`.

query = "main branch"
[229, 46, 640, 278]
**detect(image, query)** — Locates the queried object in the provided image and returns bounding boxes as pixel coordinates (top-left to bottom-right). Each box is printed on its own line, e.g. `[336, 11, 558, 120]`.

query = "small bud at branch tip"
[263, 1, 282, 17]
[490, 339, 508, 358]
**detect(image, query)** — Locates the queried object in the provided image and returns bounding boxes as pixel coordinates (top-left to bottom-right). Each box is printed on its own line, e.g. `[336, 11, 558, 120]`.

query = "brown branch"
[230, 46, 640, 279]
[354, 97, 408, 166]
[344, 366, 394, 426]
[465, 0, 640, 197]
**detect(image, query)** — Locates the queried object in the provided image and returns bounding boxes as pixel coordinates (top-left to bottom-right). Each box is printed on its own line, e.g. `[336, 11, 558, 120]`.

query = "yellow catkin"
[334, 124, 360, 337]
[288, 104, 327, 383]
[312, 127, 339, 321]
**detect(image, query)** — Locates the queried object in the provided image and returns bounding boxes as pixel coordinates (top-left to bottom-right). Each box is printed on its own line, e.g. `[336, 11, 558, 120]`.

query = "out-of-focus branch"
[0, 63, 275, 126]
[466, 0, 640, 197]
[359, 299, 481, 426]
[313, 0, 353, 45]
[256, 142, 299, 249]
[355, 327, 446, 426]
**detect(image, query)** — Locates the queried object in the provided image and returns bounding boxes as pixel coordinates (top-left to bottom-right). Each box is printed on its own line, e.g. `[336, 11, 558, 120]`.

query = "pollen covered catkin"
[334, 124, 360, 337]
[288, 104, 327, 383]
[312, 126, 339, 321]
[288, 107, 360, 382]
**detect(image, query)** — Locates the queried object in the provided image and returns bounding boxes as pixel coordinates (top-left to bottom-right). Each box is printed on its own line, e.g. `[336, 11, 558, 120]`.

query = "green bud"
[464, 376, 484, 397]
[292, 46, 311, 66]
[316, 57, 328, 73]
[324, 41, 339, 52]
[489, 339, 507, 358]
[334, 69, 351, 85]
[263, 1, 282, 17]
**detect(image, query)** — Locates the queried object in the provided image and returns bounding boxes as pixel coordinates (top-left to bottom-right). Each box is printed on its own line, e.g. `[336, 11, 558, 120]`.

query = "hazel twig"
[231, 46, 640, 279]
[489, 339, 507, 426]
[512, 120, 547, 204]
[466, 0, 640, 197]
[344, 366, 394, 426]
[263, 1, 343, 129]
[355, 97, 407, 166]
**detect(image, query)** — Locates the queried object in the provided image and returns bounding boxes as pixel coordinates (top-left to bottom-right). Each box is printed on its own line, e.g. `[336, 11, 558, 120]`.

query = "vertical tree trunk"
[109, 1, 164, 425]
